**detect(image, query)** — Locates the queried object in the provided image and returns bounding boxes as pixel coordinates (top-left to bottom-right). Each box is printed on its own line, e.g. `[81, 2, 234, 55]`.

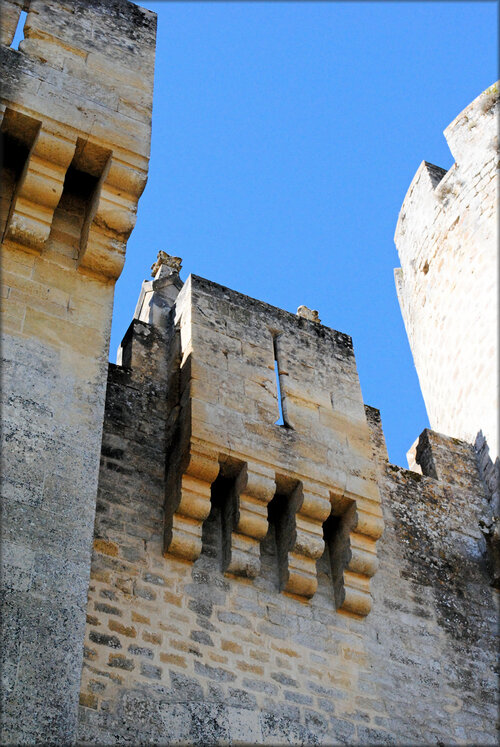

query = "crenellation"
[395, 82, 498, 462]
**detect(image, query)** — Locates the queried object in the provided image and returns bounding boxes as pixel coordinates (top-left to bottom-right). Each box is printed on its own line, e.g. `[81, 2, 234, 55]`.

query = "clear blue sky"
[111, 0, 497, 467]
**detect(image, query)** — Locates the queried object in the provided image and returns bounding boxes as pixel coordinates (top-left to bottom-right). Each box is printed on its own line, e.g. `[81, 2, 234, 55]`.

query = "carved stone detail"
[164, 443, 220, 562]
[296, 305, 321, 323]
[328, 492, 384, 617]
[78, 156, 146, 279]
[222, 463, 275, 579]
[277, 482, 331, 599]
[4, 125, 76, 252]
[151, 250, 182, 278]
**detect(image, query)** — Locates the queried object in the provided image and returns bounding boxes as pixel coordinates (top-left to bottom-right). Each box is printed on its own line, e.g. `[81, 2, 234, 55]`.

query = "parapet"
[161, 273, 384, 616]
[395, 83, 498, 267]
[393, 83, 499, 458]
[0, 0, 156, 279]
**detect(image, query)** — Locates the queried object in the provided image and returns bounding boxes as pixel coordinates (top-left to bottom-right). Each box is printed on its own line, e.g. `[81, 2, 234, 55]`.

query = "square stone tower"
[0, 1, 156, 742]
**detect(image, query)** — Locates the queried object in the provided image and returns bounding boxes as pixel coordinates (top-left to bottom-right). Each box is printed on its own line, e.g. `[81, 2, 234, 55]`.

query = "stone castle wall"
[77, 275, 498, 745]
[1, 1, 497, 743]
[0, 1, 155, 742]
[394, 83, 499, 460]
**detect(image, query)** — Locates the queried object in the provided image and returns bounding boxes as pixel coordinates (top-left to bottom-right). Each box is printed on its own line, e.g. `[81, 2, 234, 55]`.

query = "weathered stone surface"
[76, 278, 497, 746]
[1, 5, 497, 743]
[395, 82, 499, 462]
[162, 274, 383, 612]
[0, 1, 155, 743]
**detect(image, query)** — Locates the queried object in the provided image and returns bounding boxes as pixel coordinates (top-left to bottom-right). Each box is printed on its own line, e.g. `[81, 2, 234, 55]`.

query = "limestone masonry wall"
[0, 1, 155, 743]
[1, 1, 498, 743]
[162, 275, 383, 615]
[394, 83, 499, 461]
[77, 269, 498, 745]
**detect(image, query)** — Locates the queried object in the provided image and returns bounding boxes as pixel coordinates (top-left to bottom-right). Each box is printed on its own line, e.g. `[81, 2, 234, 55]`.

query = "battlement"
[394, 83, 499, 460]
[0, 0, 156, 278]
[395, 83, 498, 280]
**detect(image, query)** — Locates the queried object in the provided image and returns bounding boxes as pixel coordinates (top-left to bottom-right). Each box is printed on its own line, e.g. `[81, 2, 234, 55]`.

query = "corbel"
[222, 462, 276, 579]
[3, 123, 76, 252]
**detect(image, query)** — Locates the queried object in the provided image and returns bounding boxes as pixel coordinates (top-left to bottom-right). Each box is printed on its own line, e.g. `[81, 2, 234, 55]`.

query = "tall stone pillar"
[0, 1, 156, 742]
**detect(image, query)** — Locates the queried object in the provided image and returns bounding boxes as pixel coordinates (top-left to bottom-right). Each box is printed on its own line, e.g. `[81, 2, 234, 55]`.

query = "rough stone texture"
[1, 5, 497, 742]
[162, 274, 383, 615]
[475, 432, 500, 589]
[0, 1, 155, 743]
[394, 83, 499, 462]
[77, 274, 498, 745]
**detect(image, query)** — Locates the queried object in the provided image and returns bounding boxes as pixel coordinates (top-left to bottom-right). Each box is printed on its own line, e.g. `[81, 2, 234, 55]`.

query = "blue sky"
[112, 0, 497, 466]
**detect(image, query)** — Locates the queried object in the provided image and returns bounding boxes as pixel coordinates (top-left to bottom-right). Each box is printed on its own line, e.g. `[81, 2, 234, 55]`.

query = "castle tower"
[394, 84, 499, 461]
[76, 255, 497, 745]
[1, 3, 497, 741]
[0, 1, 156, 742]
[161, 272, 384, 613]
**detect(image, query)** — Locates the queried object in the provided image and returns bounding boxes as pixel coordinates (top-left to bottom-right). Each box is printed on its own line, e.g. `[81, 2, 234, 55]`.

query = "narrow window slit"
[274, 359, 284, 425]
[272, 334, 288, 427]
[11, 10, 28, 50]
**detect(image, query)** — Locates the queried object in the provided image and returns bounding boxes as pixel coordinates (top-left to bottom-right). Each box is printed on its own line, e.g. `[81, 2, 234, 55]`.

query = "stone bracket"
[222, 462, 275, 579]
[78, 156, 146, 280]
[278, 482, 331, 599]
[1, 104, 148, 280]
[164, 443, 220, 562]
[3, 123, 77, 252]
[163, 438, 384, 614]
[331, 493, 384, 617]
